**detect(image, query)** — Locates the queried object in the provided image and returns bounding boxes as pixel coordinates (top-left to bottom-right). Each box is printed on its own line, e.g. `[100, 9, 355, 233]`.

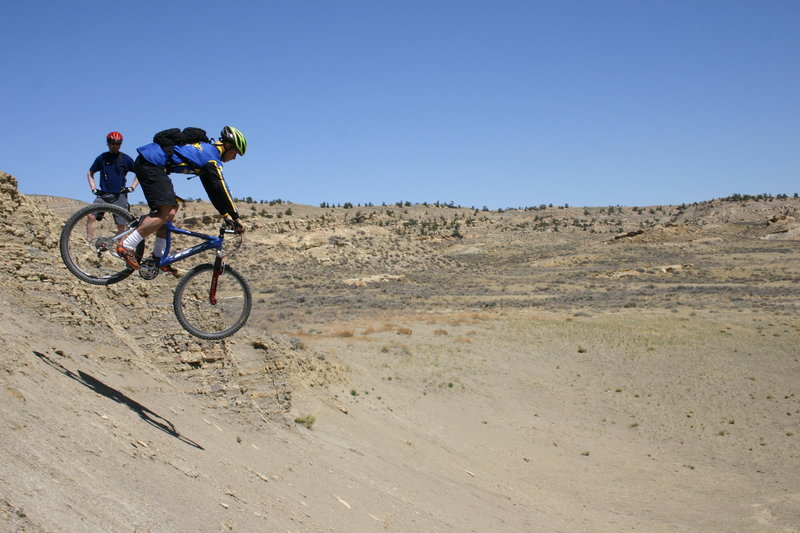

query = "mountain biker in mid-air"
[114, 126, 248, 274]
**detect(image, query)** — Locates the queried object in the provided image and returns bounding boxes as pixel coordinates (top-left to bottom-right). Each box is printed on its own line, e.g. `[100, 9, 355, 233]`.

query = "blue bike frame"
[157, 221, 224, 269]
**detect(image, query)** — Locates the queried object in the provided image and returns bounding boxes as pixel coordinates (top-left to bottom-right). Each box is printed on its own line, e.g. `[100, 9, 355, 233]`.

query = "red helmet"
[106, 131, 123, 143]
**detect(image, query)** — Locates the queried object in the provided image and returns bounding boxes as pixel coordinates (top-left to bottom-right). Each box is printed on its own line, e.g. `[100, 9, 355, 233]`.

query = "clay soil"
[2, 171, 798, 532]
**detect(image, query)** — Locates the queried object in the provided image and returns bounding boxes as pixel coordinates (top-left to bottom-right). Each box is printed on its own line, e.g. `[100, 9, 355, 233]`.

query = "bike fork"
[209, 257, 225, 305]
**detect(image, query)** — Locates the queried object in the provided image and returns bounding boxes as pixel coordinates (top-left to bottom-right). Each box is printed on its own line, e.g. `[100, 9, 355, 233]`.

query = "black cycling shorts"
[134, 155, 178, 210]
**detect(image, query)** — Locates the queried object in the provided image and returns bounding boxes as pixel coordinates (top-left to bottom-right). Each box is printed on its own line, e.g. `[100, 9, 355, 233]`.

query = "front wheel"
[59, 203, 145, 285]
[173, 263, 252, 340]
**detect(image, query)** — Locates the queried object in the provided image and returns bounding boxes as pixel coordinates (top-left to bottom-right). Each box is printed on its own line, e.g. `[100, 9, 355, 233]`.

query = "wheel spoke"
[173, 264, 251, 340]
[60, 204, 143, 285]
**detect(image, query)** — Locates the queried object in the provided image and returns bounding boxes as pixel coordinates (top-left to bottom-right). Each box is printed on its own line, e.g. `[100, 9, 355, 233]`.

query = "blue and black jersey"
[137, 141, 220, 170]
[137, 142, 239, 220]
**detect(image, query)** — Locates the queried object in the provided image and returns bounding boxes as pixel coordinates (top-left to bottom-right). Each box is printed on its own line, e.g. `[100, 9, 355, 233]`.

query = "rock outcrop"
[0, 170, 346, 423]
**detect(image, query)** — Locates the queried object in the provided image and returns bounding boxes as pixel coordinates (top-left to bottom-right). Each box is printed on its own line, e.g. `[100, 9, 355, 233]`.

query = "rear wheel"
[173, 263, 252, 340]
[59, 203, 145, 285]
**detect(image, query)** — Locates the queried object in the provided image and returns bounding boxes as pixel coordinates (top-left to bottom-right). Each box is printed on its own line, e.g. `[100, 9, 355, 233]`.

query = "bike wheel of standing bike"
[173, 263, 252, 340]
[59, 203, 145, 285]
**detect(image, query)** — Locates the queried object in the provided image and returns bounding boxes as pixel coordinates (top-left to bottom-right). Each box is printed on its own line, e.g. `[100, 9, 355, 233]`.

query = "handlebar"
[220, 217, 246, 235]
[219, 219, 244, 235]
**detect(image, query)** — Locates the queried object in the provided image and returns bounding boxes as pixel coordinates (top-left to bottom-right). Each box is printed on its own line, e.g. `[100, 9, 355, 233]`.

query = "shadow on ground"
[33, 351, 204, 450]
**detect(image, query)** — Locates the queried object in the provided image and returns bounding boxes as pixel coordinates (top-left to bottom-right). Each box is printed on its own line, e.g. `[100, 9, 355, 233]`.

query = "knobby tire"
[173, 263, 252, 340]
[59, 203, 144, 285]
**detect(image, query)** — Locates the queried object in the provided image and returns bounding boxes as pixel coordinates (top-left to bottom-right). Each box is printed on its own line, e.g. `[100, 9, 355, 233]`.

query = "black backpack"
[153, 127, 210, 160]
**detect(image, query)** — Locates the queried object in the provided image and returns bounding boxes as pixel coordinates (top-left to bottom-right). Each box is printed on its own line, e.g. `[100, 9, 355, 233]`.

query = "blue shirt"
[136, 142, 224, 173]
[90, 151, 135, 193]
[137, 141, 239, 220]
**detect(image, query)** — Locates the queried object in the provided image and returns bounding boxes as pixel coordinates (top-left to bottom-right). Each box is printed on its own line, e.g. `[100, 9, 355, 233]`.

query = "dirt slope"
[1, 170, 799, 532]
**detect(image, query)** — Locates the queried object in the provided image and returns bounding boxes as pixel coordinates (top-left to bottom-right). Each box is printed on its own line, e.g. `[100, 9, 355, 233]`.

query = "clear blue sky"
[2, 1, 798, 209]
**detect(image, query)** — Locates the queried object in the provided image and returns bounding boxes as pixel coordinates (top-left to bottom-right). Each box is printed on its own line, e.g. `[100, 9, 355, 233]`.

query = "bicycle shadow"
[33, 351, 204, 450]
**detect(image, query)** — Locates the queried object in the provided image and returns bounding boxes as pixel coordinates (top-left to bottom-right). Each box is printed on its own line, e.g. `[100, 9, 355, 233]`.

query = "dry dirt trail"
[1, 170, 798, 532]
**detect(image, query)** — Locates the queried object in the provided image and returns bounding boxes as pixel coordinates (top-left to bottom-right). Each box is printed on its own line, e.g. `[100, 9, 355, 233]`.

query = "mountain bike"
[60, 203, 252, 340]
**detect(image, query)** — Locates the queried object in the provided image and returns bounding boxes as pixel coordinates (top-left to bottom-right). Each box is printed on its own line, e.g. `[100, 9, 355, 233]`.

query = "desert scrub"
[294, 414, 316, 429]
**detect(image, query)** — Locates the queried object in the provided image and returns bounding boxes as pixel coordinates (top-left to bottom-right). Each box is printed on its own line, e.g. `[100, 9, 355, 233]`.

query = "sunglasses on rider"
[108, 141, 121, 145]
